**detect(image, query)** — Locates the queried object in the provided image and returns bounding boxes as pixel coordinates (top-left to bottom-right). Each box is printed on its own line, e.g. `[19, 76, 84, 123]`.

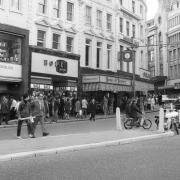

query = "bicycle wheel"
[142, 119, 152, 129]
[124, 119, 133, 129]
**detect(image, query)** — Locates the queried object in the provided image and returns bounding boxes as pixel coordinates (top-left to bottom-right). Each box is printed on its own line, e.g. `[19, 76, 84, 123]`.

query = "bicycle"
[124, 116, 152, 129]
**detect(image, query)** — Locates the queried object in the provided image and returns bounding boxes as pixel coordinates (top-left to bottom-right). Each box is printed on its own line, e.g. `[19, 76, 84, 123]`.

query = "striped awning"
[82, 83, 132, 92]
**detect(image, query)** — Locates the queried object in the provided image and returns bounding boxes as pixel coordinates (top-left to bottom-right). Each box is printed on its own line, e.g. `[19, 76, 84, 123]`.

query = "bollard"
[158, 107, 165, 133]
[116, 107, 122, 130]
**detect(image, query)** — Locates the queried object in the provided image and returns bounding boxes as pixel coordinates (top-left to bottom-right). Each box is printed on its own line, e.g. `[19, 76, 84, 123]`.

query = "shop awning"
[0, 76, 22, 82]
[83, 83, 132, 92]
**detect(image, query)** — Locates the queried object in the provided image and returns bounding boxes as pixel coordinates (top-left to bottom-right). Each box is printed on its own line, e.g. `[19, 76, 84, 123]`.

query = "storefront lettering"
[0, 64, 13, 70]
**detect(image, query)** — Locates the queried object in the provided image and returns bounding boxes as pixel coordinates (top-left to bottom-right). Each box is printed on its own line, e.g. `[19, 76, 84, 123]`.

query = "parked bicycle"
[124, 116, 152, 129]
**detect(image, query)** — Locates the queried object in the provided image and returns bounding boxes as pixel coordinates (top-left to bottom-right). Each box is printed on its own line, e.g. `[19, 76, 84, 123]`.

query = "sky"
[146, 0, 158, 20]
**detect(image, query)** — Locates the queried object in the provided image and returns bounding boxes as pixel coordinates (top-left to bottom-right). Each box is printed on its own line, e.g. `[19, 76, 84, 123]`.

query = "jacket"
[18, 101, 31, 118]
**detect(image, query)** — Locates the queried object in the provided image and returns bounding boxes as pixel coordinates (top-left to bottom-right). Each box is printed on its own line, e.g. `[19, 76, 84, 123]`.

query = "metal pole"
[132, 49, 135, 98]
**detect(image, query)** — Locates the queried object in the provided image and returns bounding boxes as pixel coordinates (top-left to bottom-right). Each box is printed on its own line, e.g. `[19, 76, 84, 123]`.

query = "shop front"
[0, 23, 29, 97]
[30, 46, 80, 98]
[82, 74, 132, 113]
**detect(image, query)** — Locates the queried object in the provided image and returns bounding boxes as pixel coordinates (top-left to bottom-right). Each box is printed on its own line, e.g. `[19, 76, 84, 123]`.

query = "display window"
[0, 33, 22, 64]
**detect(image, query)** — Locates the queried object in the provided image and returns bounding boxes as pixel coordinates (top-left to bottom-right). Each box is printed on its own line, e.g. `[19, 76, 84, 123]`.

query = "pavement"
[0, 108, 175, 162]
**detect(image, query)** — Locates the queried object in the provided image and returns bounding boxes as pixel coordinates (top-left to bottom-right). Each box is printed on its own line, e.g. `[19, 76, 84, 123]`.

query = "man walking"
[31, 93, 49, 137]
[89, 98, 96, 121]
[17, 94, 34, 139]
[82, 97, 88, 119]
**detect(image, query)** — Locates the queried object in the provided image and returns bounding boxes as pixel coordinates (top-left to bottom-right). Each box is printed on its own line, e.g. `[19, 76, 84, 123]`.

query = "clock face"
[125, 52, 130, 59]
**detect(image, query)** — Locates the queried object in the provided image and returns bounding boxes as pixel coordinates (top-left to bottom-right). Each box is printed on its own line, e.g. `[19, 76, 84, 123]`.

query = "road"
[0, 135, 179, 180]
[0, 111, 159, 140]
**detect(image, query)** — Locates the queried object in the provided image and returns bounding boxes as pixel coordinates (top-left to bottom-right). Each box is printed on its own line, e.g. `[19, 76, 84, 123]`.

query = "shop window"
[11, 0, 21, 11]
[53, 0, 61, 18]
[38, 0, 46, 14]
[67, 2, 74, 21]
[37, 30, 46, 47]
[0, 33, 22, 64]
[66, 36, 73, 52]
[52, 33, 60, 50]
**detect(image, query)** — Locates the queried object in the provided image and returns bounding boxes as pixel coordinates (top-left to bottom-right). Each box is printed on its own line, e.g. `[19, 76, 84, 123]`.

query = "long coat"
[88, 102, 96, 115]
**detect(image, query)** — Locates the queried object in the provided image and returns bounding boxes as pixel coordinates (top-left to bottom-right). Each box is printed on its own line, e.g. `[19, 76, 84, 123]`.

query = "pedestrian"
[59, 97, 65, 119]
[75, 99, 81, 119]
[9, 96, 17, 120]
[52, 97, 59, 123]
[0, 96, 10, 125]
[31, 93, 49, 137]
[17, 94, 34, 139]
[103, 96, 108, 117]
[64, 98, 71, 120]
[89, 98, 96, 121]
[82, 97, 88, 118]
[43, 95, 49, 122]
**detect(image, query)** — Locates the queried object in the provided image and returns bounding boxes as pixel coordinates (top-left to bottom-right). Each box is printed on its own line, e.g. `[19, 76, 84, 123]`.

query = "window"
[0, 0, 3, 7]
[150, 66, 155, 77]
[37, 30, 46, 47]
[169, 51, 172, 60]
[107, 14, 112, 31]
[96, 10, 102, 29]
[148, 36, 154, 45]
[53, 0, 60, 18]
[52, 33, 60, 49]
[119, 0, 123, 5]
[120, 45, 123, 71]
[67, 2, 74, 21]
[132, 24, 135, 38]
[140, 25, 143, 37]
[126, 21, 130, 36]
[141, 50, 143, 67]
[85, 6, 92, 26]
[38, 0, 46, 14]
[96, 42, 102, 68]
[173, 49, 177, 59]
[107, 44, 112, 69]
[11, 0, 21, 11]
[160, 64, 163, 76]
[140, 5, 143, 14]
[120, 18, 123, 33]
[66, 36, 73, 52]
[174, 65, 177, 78]
[85, 39, 91, 66]
[132, 1, 135, 13]
[0, 33, 22, 64]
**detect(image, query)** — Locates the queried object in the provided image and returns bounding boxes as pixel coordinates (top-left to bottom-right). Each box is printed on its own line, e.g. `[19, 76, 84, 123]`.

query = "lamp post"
[132, 48, 136, 98]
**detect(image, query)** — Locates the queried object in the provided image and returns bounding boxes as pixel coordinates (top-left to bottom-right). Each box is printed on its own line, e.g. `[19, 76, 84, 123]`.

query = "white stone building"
[0, 0, 153, 100]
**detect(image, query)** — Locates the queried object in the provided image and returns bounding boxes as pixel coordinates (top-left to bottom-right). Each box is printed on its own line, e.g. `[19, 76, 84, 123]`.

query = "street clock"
[122, 50, 133, 62]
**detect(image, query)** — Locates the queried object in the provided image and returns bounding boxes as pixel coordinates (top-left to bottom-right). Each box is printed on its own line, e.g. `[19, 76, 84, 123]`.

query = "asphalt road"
[0, 111, 159, 140]
[0, 135, 179, 180]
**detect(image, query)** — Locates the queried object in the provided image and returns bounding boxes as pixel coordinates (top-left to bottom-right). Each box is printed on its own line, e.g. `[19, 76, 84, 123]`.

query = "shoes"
[43, 132, 49, 136]
[17, 136, 22, 139]
[29, 134, 36, 138]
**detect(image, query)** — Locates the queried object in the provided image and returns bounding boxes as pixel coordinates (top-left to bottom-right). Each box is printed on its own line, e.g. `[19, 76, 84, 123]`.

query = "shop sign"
[122, 50, 133, 62]
[106, 77, 119, 84]
[0, 62, 22, 79]
[82, 76, 99, 83]
[32, 52, 78, 78]
[56, 60, 67, 74]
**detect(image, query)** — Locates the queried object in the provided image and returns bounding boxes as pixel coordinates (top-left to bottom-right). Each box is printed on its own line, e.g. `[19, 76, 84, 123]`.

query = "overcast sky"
[146, 0, 158, 20]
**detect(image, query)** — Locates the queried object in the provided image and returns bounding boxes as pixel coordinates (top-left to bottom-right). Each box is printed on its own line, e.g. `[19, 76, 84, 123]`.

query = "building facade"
[147, 0, 180, 95]
[0, 0, 153, 101]
[0, 0, 29, 96]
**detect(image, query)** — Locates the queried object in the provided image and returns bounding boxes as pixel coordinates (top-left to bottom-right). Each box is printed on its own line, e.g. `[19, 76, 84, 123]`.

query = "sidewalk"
[0, 130, 174, 161]
[0, 113, 174, 161]
[0, 108, 159, 129]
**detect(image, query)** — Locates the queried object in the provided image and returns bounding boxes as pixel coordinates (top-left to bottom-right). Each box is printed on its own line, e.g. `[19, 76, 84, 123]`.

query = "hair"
[23, 93, 29, 100]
